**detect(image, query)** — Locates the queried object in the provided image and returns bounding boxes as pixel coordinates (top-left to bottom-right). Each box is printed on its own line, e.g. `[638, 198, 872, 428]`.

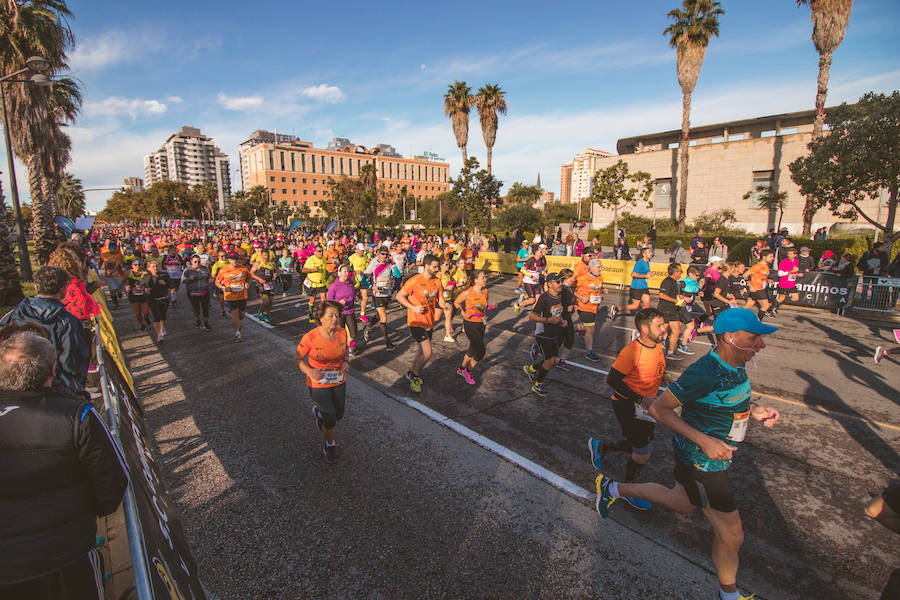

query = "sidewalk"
[117, 305, 732, 600]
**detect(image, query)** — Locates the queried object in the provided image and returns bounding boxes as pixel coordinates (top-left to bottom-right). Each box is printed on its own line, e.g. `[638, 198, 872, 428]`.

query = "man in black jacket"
[0, 265, 90, 393]
[0, 331, 128, 599]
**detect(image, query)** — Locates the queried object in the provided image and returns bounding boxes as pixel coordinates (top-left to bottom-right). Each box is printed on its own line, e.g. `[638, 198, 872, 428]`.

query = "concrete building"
[560, 162, 573, 204]
[534, 190, 555, 209]
[238, 130, 300, 191]
[144, 126, 232, 211]
[566, 107, 881, 235]
[122, 177, 144, 193]
[243, 139, 450, 216]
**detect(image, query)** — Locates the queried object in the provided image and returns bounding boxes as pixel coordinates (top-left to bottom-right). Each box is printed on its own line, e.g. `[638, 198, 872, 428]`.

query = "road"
[115, 272, 900, 599]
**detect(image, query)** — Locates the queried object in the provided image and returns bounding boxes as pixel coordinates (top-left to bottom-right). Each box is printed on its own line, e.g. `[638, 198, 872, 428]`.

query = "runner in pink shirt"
[774, 247, 800, 312]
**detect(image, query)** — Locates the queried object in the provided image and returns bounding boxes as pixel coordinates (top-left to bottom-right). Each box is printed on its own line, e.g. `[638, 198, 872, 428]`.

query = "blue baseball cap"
[713, 308, 778, 335]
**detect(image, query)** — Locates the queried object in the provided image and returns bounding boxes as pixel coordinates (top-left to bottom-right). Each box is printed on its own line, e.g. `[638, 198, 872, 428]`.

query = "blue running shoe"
[585, 350, 601, 362]
[595, 474, 616, 517]
[622, 496, 652, 511]
[587, 437, 605, 471]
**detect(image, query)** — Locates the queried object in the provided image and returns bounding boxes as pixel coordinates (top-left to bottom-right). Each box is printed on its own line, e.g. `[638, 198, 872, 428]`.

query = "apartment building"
[242, 137, 450, 216]
[569, 148, 614, 204]
[122, 177, 144, 193]
[144, 126, 232, 210]
[559, 162, 573, 204]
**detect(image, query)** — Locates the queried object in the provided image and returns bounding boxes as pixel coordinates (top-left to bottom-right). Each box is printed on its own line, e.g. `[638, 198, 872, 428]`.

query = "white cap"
[538, 243, 547, 249]
[709, 256, 724, 263]
[356, 243, 365, 250]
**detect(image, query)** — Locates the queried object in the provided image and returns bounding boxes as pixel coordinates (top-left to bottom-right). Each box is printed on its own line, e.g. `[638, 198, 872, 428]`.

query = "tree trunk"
[883, 184, 898, 260]
[800, 50, 834, 237]
[0, 179, 24, 306]
[27, 156, 56, 265]
[461, 145, 467, 164]
[677, 91, 692, 232]
[486, 145, 493, 175]
[777, 207, 784, 232]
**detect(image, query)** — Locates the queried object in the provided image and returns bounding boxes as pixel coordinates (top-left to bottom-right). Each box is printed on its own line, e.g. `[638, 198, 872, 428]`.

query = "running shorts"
[658, 304, 680, 323]
[167, 277, 181, 291]
[463, 320, 486, 361]
[524, 282, 541, 298]
[776, 286, 798, 295]
[578, 309, 597, 327]
[225, 299, 247, 312]
[106, 276, 123, 291]
[612, 395, 654, 451]
[409, 326, 433, 343]
[307, 285, 327, 297]
[535, 336, 559, 361]
[128, 293, 146, 304]
[629, 287, 649, 301]
[673, 460, 737, 513]
[147, 297, 168, 322]
[374, 296, 391, 309]
[309, 384, 346, 429]
[750, 289, 769, 302]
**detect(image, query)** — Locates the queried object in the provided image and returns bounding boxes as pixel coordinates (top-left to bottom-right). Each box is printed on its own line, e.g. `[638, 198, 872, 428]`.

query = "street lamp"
[1, 55, 53, 281]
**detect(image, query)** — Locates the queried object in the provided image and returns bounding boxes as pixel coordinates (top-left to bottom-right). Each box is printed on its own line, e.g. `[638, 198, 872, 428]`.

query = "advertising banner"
[102, 348, 206, 599]
[794, 271, 853, 309]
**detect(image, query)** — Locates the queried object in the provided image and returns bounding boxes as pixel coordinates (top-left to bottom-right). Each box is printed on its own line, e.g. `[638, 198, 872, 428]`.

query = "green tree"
[745, 185, 788, 231]
[664, 0, 724, 231]
[268, 203, 292, 227]
[473, 83, 507, 175]
[589, 159, 654, 234]
[293, 203, 312, 223]
[193, 180, 219, 221]
[789, 91, 900, 254]
[444, 81, 473, 163]
[505, 182, 542, 205]
[542, 202, 578, 227]
[0, 179, 24, 305]
[496, 203, 541, 233]
[797, 0, 854, 236]
[56, 171, 84, 218]
[692, 208, 737, 231]
[447, 156, 503, 230]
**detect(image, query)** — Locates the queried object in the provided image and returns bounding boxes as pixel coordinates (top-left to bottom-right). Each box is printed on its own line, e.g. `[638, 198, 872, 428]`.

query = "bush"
[496, 204, 542, 233]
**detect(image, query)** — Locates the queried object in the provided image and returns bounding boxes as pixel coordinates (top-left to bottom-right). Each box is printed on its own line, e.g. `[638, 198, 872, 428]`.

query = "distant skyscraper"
[144, 126, 231, 210]
[569, 148, 613, 203]
[560, 162, 573, 203]
[122, 177, 144, 193]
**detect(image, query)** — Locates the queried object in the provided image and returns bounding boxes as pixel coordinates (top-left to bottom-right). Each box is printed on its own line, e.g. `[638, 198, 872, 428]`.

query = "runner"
[773, 247, 801, 313]
[515, 240, 531, 293]
[250, 249, 277, 323]
[514, 244, 547, 316]
[556, 268, 581, 371]
[522, 272, 565, 396]
[442, 257, 469, 343]
[210, 250, 229, 317]
[362, 247, 396, 351]
[594, 307, 782, 600]
[348, 244, 370, 323]
[140, 261, 171, 343]
[277, 247, 295, 298]
[326, 264, 360, 357]
[215, 252, 261, 342]
[657, 263, 686, 362]
[301, 246, 328, 324]
[124, 259, 150, 331]
[709, 262, 737, 316]
[100, 242, 125, 309]
[396, 254, 446, 393]
[588, 307, 668, 512]
[744, 249, 775, 319]
[453, 270, 490, 385]
[294, 300, 349, 464]
[874, 329, 900, 364]
[162, 245, 185, 306]
[614, 247, 653, 317]
[574, 258, 607, 362]
[677, 265, 710, 350]
[182, 254, 212, 330]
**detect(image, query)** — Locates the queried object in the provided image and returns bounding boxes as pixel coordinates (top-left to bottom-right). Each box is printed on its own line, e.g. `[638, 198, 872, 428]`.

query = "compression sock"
[625, 459, 644, 483]
[535, 365, 549, 381]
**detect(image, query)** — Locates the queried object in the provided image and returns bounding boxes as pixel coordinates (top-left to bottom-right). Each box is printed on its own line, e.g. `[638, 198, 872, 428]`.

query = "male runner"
[588, 308, 668, 511]
[595, 307, 782, 600]
[396, 254, 446, 393]
[301, 245, 328, 323]
[215, 252, 263, 342]
[523, 272, 565, 396]
[162, 245, 185, 306]
[348, 244, 371, 322]
[574, 258, 607, 361]
[362, 247, 396, 351]
[657, 263, 686, 361]
[100, 242, 125, 309]
[745, 249, 775, 319]
[210, 250, 229, 317]
[614, 246, 653, 317]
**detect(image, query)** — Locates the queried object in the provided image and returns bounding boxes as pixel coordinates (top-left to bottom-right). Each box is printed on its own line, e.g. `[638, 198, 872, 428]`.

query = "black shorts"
[225, 299, 247, 312]
[167, 278, 181, 290]
[147, 297, 168, 322]
[535, 336, 559, 361]
[524, 282, 541, 298]
[658, 303, 680, 323]
[463, 320, 486, 361]
[629, 287, 649, 301]
[710, 303, 730, 316]
[374, 296, 391, 309]
[750, 289, 769, 301]
[612, 396, 654, 451]
[409, 326, 433, 343]
[309, 384, 346, 429]
[673, 460, 737, 513]
[777, 286, 798, 296]
[307, 285, 327, 296]
[128, 293, 147, 304]
[560, 319, 575, 349]
[578, 309, 598, 327]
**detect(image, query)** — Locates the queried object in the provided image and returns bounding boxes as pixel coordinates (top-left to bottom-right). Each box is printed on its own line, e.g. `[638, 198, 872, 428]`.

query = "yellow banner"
[92, 287, 134, 393]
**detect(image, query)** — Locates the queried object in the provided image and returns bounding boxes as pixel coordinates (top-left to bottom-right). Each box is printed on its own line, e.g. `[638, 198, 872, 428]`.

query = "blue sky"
[3, 0, 899, 212]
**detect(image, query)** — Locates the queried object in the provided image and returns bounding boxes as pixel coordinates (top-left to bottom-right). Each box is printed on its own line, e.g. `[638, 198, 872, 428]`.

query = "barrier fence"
[849, 276, 900, 314]
[91, 286, 206, 600]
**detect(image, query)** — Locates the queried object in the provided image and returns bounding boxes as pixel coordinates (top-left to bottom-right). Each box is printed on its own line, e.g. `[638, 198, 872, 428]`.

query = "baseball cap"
[713, 308, 778, 335]
[538, 243, 547, 249]
[708, 256, 724, 263]
[356, 243, 365, 251]
[545, 272, 564, 283]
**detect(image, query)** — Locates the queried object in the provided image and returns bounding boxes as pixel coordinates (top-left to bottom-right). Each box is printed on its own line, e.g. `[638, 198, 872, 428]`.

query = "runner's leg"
[704, 507, 745, 597]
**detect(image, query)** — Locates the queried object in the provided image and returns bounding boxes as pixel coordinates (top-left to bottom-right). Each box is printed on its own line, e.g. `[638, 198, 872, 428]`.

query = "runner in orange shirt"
[396, 254, 446, 393]
[574, 258, 607, 361]
[744, 249, 774, 319]
[215, 252, 263, 342]
[294, 300, 349, 464]
[453, 270, 490, 385]
[573, 249, 593, 280]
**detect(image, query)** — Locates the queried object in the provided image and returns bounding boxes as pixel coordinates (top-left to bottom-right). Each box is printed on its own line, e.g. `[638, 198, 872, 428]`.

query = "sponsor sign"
[793, 271, 852, 309]
[102, 348, 206, 599]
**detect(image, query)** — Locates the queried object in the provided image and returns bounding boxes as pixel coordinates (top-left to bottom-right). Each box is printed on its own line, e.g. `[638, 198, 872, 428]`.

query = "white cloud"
[217, 93, 264, 111]
[165, 96, 184, 104]
[70, 32, 130, 71]
[83, 97, 169, 118]
[301, 84, 346, 104]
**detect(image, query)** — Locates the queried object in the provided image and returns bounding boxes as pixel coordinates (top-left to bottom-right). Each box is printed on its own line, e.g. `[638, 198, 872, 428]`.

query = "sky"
[2, 0, 899, 213]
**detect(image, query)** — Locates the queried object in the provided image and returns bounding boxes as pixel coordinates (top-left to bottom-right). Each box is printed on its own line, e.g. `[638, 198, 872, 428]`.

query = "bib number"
[131, 289, 144, 296]
[229, 284, 245, 293]
[190, 290, 204, 297]
[318, 370, 344, 385]
[166, 267, 180, 277]
[726, 410, 751, 442]
[303, 278, 312, 288]
[634, 402, 656, 423]
[589, 295, 603, 304]
[263, 283, 274, 291]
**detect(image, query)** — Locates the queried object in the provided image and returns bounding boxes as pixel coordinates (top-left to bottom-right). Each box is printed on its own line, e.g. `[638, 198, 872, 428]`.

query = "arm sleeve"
[76, 406, 129, 517]
[607, 368, 641, 402]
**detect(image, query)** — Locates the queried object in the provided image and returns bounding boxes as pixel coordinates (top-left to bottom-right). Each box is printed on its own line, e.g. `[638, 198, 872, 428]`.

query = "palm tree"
[443, 81, 473, 163]
[473, 83, 507, 175]
[745, 185, 788, 231]
[663, 0, 724, 232]
[797, 0, 854, 236]
[0, 178, 25, 306]
[56, 171, 84, 218]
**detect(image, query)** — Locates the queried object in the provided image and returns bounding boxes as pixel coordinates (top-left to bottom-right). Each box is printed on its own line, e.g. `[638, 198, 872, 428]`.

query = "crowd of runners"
[65, 220, 899, 600]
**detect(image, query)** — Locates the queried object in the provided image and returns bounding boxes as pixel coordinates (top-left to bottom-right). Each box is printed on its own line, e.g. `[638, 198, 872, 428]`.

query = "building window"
[321, 156, 326, 172]
[292, 189, 297, 194]
[269, 176, 275, 182]
[301, 154, 306, 171]
[311, 154, 316, 172]
[330, 156, 335, 173]
[303, 190, 308, 195]
[313, 190, 317, 195]
[654, 179, 671, 210]
[302, 178, 307, 184]
[313, 178, 317, 184]
[291, 153, 295, 171]
[270, 188, 276, 194]
[293, 201, 297, 206]
[282, 188, 287, 194]
[281, 176, 286, 182]
[357, 159, 361, 173]
[748, 171, 775, 207]
[292, 177, 296, 182]
[280, 151, 285, 170]
[314, 201, 318, 207]
[340, 158, 344, 175]
[268, 150, 274, 169]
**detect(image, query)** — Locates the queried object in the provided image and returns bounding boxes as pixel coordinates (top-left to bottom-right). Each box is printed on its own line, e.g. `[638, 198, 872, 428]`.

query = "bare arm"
[649, 390, 737, 462]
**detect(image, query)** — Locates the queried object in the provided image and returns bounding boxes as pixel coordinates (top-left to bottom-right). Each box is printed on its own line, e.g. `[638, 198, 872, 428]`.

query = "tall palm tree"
[663, 0, 724, 232]
[473, 83, 507, 175]
[56, 171, 84, 218]
[797, 0, 853, 236]
[443, 81, 473, 163]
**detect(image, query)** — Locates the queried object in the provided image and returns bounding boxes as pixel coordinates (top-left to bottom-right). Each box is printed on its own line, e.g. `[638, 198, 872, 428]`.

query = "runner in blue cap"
[593, 307, 781, 600]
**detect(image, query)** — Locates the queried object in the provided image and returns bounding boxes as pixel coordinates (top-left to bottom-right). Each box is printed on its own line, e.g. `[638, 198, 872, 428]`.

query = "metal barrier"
[848, 276, 900, 314]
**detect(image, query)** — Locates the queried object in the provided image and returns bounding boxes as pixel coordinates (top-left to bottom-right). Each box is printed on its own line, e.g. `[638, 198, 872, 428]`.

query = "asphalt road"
[114, 272, 899, 600]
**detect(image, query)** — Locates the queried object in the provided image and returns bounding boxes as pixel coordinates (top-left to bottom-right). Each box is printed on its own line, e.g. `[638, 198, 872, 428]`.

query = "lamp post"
[1, 55, 52, 281]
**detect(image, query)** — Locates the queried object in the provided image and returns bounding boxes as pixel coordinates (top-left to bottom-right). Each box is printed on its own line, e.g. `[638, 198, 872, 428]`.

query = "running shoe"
[195, 319, 201, 328]
[531, 381, 547, 396]
[874, 346, 886, 364]
[678, 344, 696, 356]
[363, 326, 371, 343]
[608, 305, 618, 319]
[457, 367, 475, 385]
[622, 496, 652, 511]
[515, 286, 525, 294]
[665, 351, 683, 361]
[157, 335, 164, 344]
[531, 342, 543, 363]
[595, 474, 616, 517]
[264, 314, 273, 323]
[293, 302, 303, 308]
[257, 311, 264, 320]
[719, 593, 756, 600]
[585, 350, 601, 362]
[523, 364, 537, 382]
[234, 333, 243, 343]
[202, 323, 211, 331]
[409, 375, 423, 393]
[514, 302, 521, 316]
[587, 437, 605, 471]
[87, 363, 99, 374]
[555, 359, 571, 371]
[894, 329, 900, 344]
[443, 334, 455, 343]
[220, 310, 227, 318]
[308, 315, 316, 324]
[359, 314, 369, 323]
[312, 405, 324, 431]
[385, 342, 397, 352]
[323, 445, 338, 464]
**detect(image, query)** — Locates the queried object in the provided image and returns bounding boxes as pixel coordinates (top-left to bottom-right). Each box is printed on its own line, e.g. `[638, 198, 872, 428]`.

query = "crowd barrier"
[91, 285, 206, 600]
[848, 276, 900, 314]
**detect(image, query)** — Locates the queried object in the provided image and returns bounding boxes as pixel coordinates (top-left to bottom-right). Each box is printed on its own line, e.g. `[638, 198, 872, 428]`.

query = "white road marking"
[245, 314, 274, 329]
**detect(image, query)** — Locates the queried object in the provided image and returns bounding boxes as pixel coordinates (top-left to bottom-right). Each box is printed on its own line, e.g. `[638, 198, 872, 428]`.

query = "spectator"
[550, 239, 567, 256]
[766, 230, 778, 252]
[818, 250, 837, 271]
[709, 236, 728, 262]
[832, 253, 855, 278]
[858, 242, 889, 277]
[775, 237, 796, 267]
[665, 239, 691, 264]
[797, 246, 815, 274]
[691, 239, 709, 266]
[574, 235, 585, 257]
[615, 236, 631, 260]
[647, 224, 657, 253]
[750, 239, 767, 265]
[591, 236, 603, 255]
[0, 331, 128, 600]
[690, 228, 704, 250]
[0, 266, 90, 393]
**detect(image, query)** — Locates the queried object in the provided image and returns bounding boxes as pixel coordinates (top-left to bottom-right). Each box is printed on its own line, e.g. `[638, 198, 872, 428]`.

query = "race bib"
[131, 288, 144, 296]
[229, 284, 245, 292]
[726, 410, 751, 442]
[166, 266, 181, 277]
[318, 370, 345, 385]
[634, 402, 656, 423]
[303, 278, 313, 288]
[589, 295, 603, 304]
[550, 305, 563, 317]
[189, 290, 205, 297]
[263, 283, 274, 291]
[377, 280, 390, 290]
